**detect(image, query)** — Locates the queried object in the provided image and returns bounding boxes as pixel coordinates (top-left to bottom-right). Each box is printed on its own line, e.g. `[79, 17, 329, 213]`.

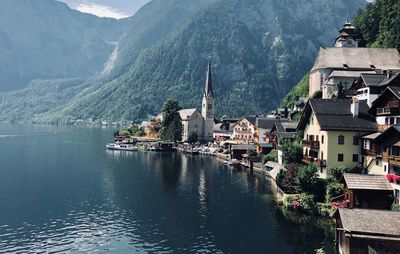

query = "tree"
[312, 90, 322, 99]
[280, 139, 303, 164]
[187, 131, 198, 143]
[262, 151, 278, 164]
[159, 99, 183, 142]
[295, 164, 319, 194]
[337, 82, 345, 99]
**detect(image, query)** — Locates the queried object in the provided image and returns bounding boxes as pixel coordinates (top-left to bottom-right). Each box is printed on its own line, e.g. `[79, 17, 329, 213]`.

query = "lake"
[0, 125, 335, 253]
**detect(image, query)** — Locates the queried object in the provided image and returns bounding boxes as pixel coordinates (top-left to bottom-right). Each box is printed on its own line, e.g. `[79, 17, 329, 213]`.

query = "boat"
[106, 143, 138, 151]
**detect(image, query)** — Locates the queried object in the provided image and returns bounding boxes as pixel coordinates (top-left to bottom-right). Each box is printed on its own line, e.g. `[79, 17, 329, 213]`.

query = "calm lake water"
[0, 125, 335, 253]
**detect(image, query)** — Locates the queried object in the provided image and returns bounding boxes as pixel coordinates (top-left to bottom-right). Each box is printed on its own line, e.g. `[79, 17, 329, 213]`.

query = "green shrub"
[295, 164, 319, 194]
[326, 183, 344, 202]
[299, 193, 317, 213]
[327, 166, 350, 184]
[262, 151, 278, 164]
[392, 204, 400, 212]
[187, 131, 198, 143]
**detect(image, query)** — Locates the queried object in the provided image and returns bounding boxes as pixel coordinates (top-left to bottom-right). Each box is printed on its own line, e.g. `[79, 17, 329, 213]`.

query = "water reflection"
[0, 126, 335, 253]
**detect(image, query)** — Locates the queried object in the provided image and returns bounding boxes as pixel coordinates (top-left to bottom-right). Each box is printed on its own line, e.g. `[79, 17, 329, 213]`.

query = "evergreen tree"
[160, 99, 183, 142]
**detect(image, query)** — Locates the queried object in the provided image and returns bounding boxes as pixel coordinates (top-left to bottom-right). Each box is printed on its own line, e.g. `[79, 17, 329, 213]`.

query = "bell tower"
[202, 61, 214, 141]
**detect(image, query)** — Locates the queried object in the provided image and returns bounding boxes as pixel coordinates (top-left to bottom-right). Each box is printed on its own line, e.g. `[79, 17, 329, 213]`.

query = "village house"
[335, 208, 400, 254]
[343, 173, 393, 210]
[213, 118, 238, 142]
[266, 120, 297, 164]
[232, 116, 257, 143]
[309, 21, 400, 98]
[254, 118, 276, 154]
[368, 86, 400, 131]
[297, 98, 377, 178]
[361, 126, 400, 205]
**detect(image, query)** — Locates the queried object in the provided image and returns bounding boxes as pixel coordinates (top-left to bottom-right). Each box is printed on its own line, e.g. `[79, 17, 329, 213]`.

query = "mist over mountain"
[0, 0, 125, 91]
[0, 0, 366, 123]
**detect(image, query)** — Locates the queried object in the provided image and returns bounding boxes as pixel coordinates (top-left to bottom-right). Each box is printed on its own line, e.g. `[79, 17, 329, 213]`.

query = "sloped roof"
[343, 173, 392, 190]
[329, 70, 372, 78]
[298, 99, 377, 132]
[338, 208, 400, 237]
[362, 132, 381, 140]
[379, 72, 400, 87]
[311, 48, 400, 72]
[369, 86, 400, 114]
[204, 61, 214, 97]
[360, 73, 387, 87]
[255, 118, 276, 130]
[231, 144, 256, 150]
[179, 109, 198, 120]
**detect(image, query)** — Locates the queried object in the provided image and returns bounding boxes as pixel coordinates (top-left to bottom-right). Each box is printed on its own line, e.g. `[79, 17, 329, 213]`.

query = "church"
[309, 20, 400, 99]
[178, 62, 215, 142]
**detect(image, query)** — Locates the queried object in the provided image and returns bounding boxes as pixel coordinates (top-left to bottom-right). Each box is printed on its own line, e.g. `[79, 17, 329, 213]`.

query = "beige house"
[232, 116, 257, 143]
[298, 98, 377, 178]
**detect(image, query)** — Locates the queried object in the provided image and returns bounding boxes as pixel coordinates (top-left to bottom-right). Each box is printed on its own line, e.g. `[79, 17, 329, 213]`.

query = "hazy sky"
[59, 0, 151, 19]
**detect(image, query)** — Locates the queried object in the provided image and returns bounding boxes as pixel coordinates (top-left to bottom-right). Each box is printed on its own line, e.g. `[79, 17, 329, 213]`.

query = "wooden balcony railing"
[302, 156, 326, 167]
[389, 155, 400, 166]
[302, 139, 320, 149]
[377, 107, 391, 115]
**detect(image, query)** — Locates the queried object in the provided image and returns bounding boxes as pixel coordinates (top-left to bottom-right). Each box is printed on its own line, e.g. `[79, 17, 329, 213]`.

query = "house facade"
[298, 98, 377, 178]
[232, 117, 256, 143]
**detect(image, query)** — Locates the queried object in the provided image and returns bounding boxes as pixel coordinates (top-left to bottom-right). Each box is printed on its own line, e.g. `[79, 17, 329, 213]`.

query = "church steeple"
[201, 60, 215, 141]
[204, 60, 214, 98]
[334, 19, 362, 48]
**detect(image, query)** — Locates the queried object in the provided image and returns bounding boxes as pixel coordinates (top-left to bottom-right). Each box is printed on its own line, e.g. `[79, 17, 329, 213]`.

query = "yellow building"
[298, 98, 377, 178]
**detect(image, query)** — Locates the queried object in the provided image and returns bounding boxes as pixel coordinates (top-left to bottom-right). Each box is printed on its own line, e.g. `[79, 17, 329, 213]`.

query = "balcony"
[377, 107, 398, 116]
[302, 156, 326, 167]
[302, 139, 320, 150]
[389, 155, 400, 166]
[362, 149, 380, 157]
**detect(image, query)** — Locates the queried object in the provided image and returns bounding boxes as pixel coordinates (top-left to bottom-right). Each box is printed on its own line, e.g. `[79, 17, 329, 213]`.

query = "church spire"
[204, 60, 214, 98]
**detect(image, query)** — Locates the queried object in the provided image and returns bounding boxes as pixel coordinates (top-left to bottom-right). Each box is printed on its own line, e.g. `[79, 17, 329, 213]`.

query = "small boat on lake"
[106, 143, 138, 151]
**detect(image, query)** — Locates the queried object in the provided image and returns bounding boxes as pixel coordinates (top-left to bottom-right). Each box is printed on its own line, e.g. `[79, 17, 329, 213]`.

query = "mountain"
[0, 0, 366, 123]
[0, 0, 125, 91]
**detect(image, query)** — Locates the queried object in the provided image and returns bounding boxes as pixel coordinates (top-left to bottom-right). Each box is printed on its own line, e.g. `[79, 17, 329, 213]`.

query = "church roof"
[204, 61, 214, 97]
[311, 48, 400, 72]
[179, 108, 199, 120]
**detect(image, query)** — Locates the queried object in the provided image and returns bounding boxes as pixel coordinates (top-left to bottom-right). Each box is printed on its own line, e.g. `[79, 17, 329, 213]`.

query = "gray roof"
[379, 72, 400, 87]
[338, 208, 400, 237]
[255, 118, 276, 130]
[231, 144, 256, 150]
[179, 109, 198, 120]
[311, 48, 400, 72]
[362, 132, 381, 140]
[329, 70, 373, 78]
[360, 73, 387, 87]
[204, 61, 214, 97]
[343, 173, 393, 190]
[298, 99, 377, 132]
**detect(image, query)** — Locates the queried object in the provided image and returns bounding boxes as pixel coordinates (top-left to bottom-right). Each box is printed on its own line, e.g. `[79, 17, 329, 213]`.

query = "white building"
[309, 21, 400, 98]
[178, 62, 215, 142]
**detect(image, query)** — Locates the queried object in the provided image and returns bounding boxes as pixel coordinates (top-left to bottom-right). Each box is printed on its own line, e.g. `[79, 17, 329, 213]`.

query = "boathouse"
[336, 208, 400, 254]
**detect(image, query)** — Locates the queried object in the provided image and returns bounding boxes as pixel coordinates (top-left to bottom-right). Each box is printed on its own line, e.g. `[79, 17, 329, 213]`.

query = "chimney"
[387, 70, 394, 79]
[351, 96, 359, 117]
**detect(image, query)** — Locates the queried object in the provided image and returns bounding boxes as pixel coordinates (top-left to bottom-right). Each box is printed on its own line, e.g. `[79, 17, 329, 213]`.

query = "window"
[384, 165, 387, 172]
[321, 135, 324, 144]
[353, 136, 359, 145]
[321, 151, 324, 160]
[316, 135, 319, 141]
[364, 140, 370, 150]
[392, 146, 400, 156]
[338, 154, 344, 162]
[390, 117, 395, 125]
[352, 154, 358, 162]
[375, 160, 379, 166]
[338, 135, 345, 145]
